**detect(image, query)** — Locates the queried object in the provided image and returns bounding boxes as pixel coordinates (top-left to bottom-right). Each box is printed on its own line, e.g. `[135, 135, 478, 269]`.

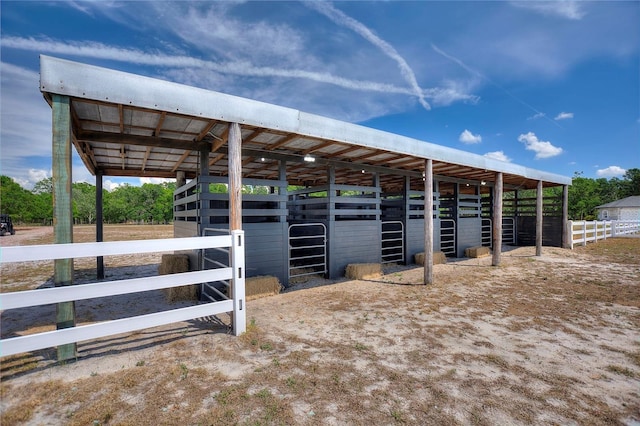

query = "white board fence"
[0, 231, 245, 357]
[569, 220, 640, 249]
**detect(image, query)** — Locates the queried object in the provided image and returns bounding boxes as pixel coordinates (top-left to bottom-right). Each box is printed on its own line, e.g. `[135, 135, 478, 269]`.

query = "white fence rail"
[0, 232, 245, 357]
[569, 220, 640, 249]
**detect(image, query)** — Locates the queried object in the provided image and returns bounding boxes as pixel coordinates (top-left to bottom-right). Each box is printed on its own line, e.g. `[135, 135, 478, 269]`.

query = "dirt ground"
[1, 225, 639, 425]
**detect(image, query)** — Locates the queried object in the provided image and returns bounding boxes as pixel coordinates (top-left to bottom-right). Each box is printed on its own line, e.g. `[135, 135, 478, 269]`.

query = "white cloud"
[104, 180, 122, 191]
[307, 1, 431, 110]
[518, 132, 563, 159]
[28, 169, 51, 184]
[140, 177, 175, 185]
[510, 1, 586, 20]
[527, 112, 546, 120]
[0, 63, 53, 162]
[484, 151, 511, 162]
[459, 129, 482, 144]
[596, 166, 626, 178]
[554, 112, 574, 120]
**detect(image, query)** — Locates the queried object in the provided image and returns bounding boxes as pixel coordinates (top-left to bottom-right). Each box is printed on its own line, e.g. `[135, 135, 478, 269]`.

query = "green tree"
[0, 175, 34, 222]
[32, 177, 53, 224]
[72, 182, 97, 224]
[622, 168, 640, 197]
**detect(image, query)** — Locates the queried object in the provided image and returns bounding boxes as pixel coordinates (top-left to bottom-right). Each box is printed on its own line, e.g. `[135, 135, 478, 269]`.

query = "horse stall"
[287, 168, 382, 280]
[174, 175, 289, 288]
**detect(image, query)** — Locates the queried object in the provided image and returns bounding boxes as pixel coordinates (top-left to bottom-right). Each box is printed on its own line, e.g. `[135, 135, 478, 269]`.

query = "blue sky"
[1, 1, 638, 190]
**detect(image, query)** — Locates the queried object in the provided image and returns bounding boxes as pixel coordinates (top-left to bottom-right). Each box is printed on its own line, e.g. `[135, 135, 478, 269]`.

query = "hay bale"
[414, 251, 447, 265]
[158, 254, 197, 302]
[158, 253, 189, 275]
[345, 263, 382, 280]
[246, 275, 282, 301]
[464, 246, 491, 258]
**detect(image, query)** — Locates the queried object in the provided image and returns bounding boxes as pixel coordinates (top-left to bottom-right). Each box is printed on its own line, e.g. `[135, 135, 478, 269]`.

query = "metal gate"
[288, 223, 327, 279]
[481, 218, 492, 247]
[381, 221, 404, 264]
[440, 219, 456, 257]
[201, 228, 232, 302]
[502, 217, 516, 245]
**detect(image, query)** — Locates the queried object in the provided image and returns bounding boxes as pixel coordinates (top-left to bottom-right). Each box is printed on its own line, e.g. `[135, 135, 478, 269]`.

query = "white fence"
[0, 231, 245, 357]
[569, 220, 640, 249]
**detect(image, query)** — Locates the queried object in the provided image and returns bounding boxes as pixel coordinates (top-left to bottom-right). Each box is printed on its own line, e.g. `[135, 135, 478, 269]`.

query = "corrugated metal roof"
[39, 55, 572, 191]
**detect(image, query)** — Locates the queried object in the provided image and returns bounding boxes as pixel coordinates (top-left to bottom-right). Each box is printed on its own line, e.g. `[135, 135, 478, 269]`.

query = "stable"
[40, 55, 572, 288]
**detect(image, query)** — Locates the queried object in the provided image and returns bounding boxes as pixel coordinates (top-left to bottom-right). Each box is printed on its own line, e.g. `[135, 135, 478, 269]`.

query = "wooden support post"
[424, 159, 434, 285]
[228, 123, 244, 335]
[176, 170, 186, 188]
[562, 184, 570, 249]
[492, 172, 503, 266]
[536, 180, 543, 256]
[52, 94, 76, 361]
[96, 170, 104, 280]
[228, 122, 242, 231]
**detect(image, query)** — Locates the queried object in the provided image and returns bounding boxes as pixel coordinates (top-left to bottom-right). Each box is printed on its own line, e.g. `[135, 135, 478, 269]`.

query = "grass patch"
[606, 365, 636, 378]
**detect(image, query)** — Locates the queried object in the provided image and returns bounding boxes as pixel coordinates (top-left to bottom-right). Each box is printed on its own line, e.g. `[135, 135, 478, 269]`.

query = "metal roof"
[39, 55, 571, 192]
[595, 196, 640, 209]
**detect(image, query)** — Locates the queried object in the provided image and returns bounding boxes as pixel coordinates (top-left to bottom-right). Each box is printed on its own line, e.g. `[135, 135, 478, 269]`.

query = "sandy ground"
[1, 226, 639, 425]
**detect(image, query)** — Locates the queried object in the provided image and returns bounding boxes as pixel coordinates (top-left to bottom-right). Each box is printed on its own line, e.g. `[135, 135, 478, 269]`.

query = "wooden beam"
[209, 153, 225, 167]
[424, 159, 434, 285]
[195, 119, 218, 141]
[100, 168, 197, 178]
[52, 94, 76, 360]
[492, 172, 503, 266]
[211, 125, 230, 152]
[172, 150, 192, 172]
[266, 133, 297, 150]
[536, 180, 543, 256]
[302, 140, 337, 155]
[228, 123, 243, 231]
[154, 111, 167, 136]
[326, 145, 363, 158]
[141, 146, 152, 172]
[77, 130, 206, 151]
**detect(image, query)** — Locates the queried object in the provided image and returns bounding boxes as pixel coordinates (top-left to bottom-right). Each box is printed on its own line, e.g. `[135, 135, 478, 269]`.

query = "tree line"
[0, 176, 175, 225]
[0, 169, 638, 224]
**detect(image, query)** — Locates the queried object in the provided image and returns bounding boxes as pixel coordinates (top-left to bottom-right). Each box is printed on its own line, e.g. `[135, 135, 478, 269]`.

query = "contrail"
[431, 43, 561, 127]
[3, 36, 419, 96]
[306, 1, 431, 110]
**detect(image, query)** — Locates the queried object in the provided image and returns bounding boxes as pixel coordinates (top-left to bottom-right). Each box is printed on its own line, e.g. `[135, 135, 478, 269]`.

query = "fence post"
[231, 230, 246, 336]
[569, 220, 574, 249]
[582, 221, 587, 246]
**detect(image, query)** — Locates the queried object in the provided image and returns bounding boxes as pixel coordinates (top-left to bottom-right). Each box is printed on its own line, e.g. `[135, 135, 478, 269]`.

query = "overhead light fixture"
[304, 155, 315, 163]
[361, 169, 365, 174]
[481, 180, 486, 186]
[260, 157, 266, 162]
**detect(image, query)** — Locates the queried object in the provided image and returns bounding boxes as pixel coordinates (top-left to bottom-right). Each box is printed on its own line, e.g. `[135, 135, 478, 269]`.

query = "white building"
[595, 196, 640, 221]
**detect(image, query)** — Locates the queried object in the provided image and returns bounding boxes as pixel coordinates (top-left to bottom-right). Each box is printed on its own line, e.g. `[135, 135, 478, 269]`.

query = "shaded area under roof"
[39, 55, 571, 192]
